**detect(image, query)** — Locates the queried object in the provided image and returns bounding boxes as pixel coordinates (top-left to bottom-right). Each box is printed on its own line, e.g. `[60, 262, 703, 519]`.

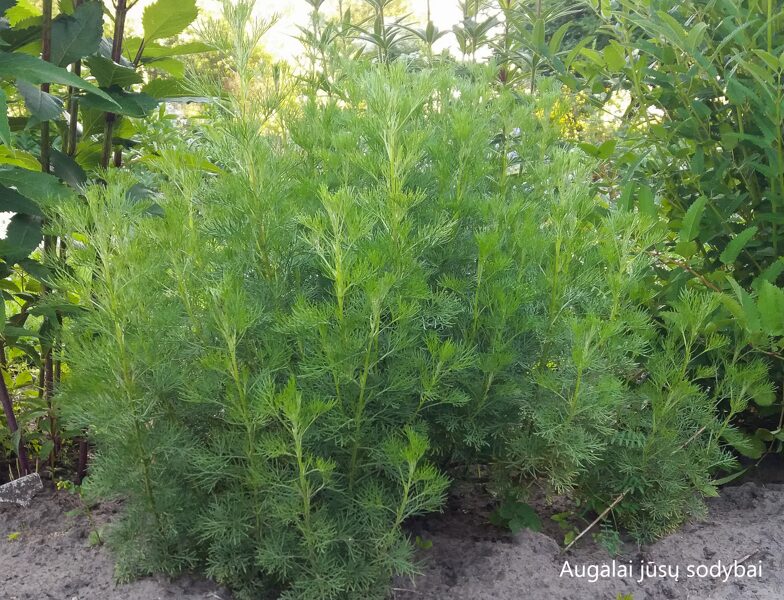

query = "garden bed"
[0, 486, 229, 600]
[394, 475, 784, 600]
[2, 475, 783, 600]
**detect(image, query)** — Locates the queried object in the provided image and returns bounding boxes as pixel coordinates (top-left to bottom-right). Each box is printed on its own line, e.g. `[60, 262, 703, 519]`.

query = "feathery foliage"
[53, 1, 774, 597]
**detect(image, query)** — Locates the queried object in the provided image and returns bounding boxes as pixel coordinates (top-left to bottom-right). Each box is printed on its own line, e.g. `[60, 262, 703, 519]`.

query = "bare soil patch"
[0, 486, 229, 600]
[2, 477, 783, 600]
[394, 479, 784, 600]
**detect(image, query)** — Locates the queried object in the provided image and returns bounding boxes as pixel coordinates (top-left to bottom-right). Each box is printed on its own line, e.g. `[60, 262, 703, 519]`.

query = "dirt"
[394, 479, 784, 600]
[0, 486, 230, 600]
[2, 478, 783, 600]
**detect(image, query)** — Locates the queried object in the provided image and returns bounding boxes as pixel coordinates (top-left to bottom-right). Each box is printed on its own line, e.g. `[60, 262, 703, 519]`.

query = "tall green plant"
[493, 0, 584, 91]
[0, 0, 203, 480]
[354, 0, 415, 63]
[561, 0, 784, 452]
[56, 33, 762, 600]
[453, 0, 499, 60]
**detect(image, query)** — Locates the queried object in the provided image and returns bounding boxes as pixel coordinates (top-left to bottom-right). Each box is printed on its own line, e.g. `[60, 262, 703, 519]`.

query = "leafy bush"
[54, 49, 760, 597]
[574, 0, 784, 288]
[0, 0, 203, 480]
[59, 64, 468, 597]
[50, 1, 780, 596]
[561, 0, 784, 450]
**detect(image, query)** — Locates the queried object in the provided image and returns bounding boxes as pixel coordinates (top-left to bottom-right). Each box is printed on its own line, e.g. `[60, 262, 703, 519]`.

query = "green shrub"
[558, 0, 784, 452]
[59, 64, 472, 598]
[577, 0, 784, 290]
[55, 25, 764, 598]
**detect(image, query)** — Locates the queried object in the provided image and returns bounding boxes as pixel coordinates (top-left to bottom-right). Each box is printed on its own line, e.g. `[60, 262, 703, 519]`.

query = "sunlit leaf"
[0, 213, 42, 261]
[0, 53, 118, 105]
[142, 0, 198, 43]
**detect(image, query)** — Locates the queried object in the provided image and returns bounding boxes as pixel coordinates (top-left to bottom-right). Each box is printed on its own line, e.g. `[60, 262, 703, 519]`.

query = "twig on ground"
[735, 550, 760, 565]
[563, 491, 627, 553]
[391, 587, 434, 597]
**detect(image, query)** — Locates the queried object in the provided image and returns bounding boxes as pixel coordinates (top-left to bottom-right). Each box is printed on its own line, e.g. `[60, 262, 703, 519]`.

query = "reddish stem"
[77, 437, 89, 484]
[0, 368, 30, 476]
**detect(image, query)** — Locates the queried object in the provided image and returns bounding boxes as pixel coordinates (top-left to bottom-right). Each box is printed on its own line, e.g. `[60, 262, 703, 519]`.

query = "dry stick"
[563, 491, 627, 553]
[390, 588, 432, 598]
[674, 425, 707, 454]
[735, 550, 759, 566]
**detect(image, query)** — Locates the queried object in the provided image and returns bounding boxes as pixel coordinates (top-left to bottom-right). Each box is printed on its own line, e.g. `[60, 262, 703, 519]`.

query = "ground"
[0, 487, 229, 600]
[1, 473, 783, 600]
[393, 478, 784, 600]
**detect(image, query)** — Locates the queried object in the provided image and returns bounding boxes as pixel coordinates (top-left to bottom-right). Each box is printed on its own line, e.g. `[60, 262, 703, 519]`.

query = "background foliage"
[561, 0, 784, 456]
[0, 0, 203, 479]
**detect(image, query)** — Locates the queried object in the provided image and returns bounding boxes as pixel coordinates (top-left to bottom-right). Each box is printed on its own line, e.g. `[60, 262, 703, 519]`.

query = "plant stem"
[66, 72, 81, 155]
[40, 0, 59, 469]
[65, 0, 83, 157]
[77, 437, 88, 483]
[0, 363, 30, 476]
[767, 0, 773, 54]
[101, 0, 128, 169]
[378, 2, 386, 63]
[40, 0, 52, 174]
[348, 307, 381, 488]
[60, 3, 82, 475]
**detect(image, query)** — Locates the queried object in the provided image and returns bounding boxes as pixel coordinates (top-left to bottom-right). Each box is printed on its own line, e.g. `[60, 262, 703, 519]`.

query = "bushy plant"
[54, 5, 770, 596]
[0, 0, 205, 481]
[576, 0, 784, 287]
[58, 61, 467, 600]
[553, 0, 784, 454]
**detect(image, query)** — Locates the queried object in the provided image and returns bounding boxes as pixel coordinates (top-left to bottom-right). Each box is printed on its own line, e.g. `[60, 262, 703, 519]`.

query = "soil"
[0, 486, 230, 600]
[394, 478, 784, 600]
[2, 475, 783, 600]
